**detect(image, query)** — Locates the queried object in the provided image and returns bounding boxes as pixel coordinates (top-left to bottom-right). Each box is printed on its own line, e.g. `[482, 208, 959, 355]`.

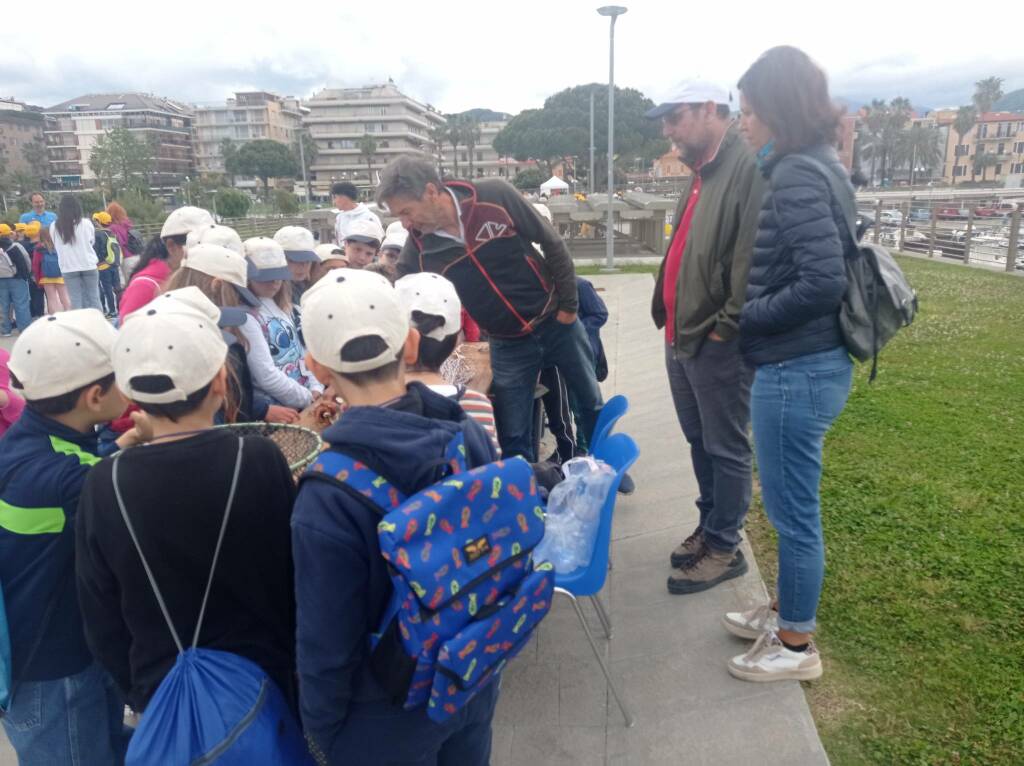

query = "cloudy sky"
[2, 0, 1021, 115]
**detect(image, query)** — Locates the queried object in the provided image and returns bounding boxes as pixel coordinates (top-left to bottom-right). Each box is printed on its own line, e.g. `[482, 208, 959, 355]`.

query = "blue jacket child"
[0, 309, 140, 765]
[293, 270, 501, 766]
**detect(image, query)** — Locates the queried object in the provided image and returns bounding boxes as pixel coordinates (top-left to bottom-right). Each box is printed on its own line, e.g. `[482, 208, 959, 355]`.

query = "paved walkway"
[0, 274, 828, 764]
[490, 274, 828, 766]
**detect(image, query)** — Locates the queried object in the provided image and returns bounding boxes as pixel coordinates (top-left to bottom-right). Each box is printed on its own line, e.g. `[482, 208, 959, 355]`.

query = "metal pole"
[605, 16, 617, 270]
[873, 199, 882, 244]
[928, 201, 938, 257]
[298, 131, 311, 208]
[589, 89, 595, 196]
[899, 200, 909, 251]
[963, 208, 974, 265]
[1006, 204, 1021, 273]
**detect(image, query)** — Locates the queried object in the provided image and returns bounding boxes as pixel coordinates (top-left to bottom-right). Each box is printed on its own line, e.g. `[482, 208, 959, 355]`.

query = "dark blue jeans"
[490, 317, 604, 460]
[751, 346, 853, 633]
[665, 338, 754, 552]
[1, 661, 130, 766]
[99, 267, 121, 316]
[0, 277, 32, 334]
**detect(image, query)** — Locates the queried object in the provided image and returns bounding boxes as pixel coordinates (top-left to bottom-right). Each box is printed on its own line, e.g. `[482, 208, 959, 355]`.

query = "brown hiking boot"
[667, 546, 748, 594]
[669, 529, 704, 568]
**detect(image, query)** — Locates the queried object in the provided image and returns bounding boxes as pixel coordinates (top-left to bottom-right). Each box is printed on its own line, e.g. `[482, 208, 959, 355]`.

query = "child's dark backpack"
[303, 431, 554, 723]
[40, 248, 61, 279]
[126, 229, 145, 256]
[99, 231, 122, 266]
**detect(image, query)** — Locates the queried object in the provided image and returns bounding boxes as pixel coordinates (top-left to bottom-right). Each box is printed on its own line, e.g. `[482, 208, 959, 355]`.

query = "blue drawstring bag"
[113, 439, 312, 765]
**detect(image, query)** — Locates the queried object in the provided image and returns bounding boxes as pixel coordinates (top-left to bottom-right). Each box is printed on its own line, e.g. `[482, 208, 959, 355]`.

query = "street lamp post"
[598, 5, 627, 271]
[589, 88, 595, 195]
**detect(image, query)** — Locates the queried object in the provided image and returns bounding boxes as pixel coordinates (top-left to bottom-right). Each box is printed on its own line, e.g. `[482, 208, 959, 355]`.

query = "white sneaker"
[722, 603, 778, 640]
[727, 630, 823, 682]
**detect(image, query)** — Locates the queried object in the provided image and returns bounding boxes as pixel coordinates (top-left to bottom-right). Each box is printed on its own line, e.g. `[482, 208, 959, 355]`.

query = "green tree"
[511, 167, 546, 190]
[273, 188, 300, 215]
[118, 189, 164, 224]
[76, 191, 106, 217]
[493, 84, 667, 186]
[6, 171, 36, 197]
[972, 151, 998, 183]
[22, 140, 49, 187]
[220, 138, 239, 186]
[877, 97, 912, 185]
[896, 123, 943, 186]
[972, 76, 1004, 115]
[951, 106, 977, 186]
[358, 134, 378, 186]
[446, 116, 462, 177]
[229, 139, 297, 201]
[860, 99, 889, 185]
[215, 188, 251, 218]
[429, 123, 449, 175]
[88, 127, 154, 196]
[462, 116, 482, 177]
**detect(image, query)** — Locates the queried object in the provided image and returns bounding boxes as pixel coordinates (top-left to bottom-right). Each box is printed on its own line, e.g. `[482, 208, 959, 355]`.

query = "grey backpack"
[797, 156, 918, 381]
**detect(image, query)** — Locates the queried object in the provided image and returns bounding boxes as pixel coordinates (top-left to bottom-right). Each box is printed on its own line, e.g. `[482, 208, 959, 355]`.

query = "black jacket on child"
[292, 382, 498, 764]
[75, 429, 297, 712]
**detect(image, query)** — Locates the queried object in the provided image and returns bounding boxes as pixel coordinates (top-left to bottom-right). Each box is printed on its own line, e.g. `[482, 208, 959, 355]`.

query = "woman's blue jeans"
[751, 346, 853, 633]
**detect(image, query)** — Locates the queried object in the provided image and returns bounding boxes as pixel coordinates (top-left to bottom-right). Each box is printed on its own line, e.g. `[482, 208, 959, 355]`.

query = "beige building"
[304, 82, 447, 197]
[937, 109, 1024, 184]
[193, 91, 306, 190]
[652, 150, 690, 179]
[0, 99, 48, 185]
[438, 114, 531, 180]
[44, 92, 194, 193]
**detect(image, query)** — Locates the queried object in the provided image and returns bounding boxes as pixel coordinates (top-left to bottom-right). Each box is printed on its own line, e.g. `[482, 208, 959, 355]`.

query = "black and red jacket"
[397, 179, 578, 338]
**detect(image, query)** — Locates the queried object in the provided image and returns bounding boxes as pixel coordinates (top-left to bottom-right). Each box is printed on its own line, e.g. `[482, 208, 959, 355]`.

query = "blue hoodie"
[292, 382, 497, 761]
[0, 407, 100, 681]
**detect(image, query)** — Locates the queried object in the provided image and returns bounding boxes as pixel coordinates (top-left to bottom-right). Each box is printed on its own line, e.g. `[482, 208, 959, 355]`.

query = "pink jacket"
[0, 348, 25, 437]
[109, 219, 136, 255]
[119, 259, 171, 321]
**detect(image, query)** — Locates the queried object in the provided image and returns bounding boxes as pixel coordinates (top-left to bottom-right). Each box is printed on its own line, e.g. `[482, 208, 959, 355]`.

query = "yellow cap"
[23, 221, 41, 237]
[0, 224, 12, 236]
[14, 222, 27, 232]
[92, 211, 112, 225]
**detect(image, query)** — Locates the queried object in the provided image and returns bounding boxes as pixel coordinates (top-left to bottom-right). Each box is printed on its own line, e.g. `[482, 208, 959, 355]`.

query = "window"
[955, 144, 969, 156]
[1015, 142, 1024, 154]
[995, 164, 1003, 175]
[461, 152, 468, 162]
[1012, 163, 1024, 174]
[998, 143, 1005, 154]
[953, 165, 966, 177]
[477, 152, 483, 162]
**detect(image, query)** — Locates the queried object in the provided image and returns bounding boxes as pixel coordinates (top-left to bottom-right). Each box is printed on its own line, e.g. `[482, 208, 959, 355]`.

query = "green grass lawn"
[745, 256, 1024, 765]
[583, 256, 1023, 763]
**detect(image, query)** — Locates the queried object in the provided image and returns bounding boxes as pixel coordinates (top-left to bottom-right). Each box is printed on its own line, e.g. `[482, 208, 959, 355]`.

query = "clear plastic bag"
[534, 457, 616, 573]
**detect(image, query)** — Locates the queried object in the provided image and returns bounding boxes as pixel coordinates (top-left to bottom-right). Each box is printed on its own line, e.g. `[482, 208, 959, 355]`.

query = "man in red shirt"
[647, 82, 764, 595]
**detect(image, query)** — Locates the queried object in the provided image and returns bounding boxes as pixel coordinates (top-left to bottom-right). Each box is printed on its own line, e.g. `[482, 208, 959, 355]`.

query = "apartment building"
[0, 99, 48, 185]
[937, 109, 1024, 184]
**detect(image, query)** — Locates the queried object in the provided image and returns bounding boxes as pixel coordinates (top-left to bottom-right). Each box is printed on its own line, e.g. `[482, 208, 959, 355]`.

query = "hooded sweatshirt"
[334, 203, 381, 245]
[291, 382, 497, 761]
[118, 259, 171, 321]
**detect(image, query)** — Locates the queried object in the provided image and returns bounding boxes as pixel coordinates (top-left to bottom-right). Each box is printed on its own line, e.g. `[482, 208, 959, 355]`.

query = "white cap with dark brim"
[645, 80, 732, 119]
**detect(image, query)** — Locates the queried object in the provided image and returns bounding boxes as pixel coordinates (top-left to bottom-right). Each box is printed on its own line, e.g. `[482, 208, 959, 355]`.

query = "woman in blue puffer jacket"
[723, 46, 855, 684]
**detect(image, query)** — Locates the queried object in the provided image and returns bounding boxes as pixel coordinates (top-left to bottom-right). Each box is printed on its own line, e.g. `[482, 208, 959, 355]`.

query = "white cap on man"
[395, 273, 462, 341]
[160, 206, 215, 239]
[114, 288, 228, 404]
[8, 310, 118, 400]
[645, 80, 732, 119]
[301, 269, 408, 374]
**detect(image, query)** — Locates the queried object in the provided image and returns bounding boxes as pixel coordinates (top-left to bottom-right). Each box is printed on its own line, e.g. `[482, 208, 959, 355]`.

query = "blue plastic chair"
[589, 395, 629, 453]
[553, 432, 639, 726]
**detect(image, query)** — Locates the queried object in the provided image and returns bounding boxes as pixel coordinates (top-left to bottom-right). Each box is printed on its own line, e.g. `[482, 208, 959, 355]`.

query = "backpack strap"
[782, 154, 860, 248]
[112, 437, 245, 652]
[301, 449, 403, 513]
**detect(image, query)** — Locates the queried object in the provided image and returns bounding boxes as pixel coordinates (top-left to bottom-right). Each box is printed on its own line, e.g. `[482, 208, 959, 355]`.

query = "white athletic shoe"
[722, 603, 778, 640]
[727, 630, 823, 682]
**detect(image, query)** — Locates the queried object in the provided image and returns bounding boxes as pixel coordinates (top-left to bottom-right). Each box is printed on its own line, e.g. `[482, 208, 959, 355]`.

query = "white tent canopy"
[539, 175, 570, 193]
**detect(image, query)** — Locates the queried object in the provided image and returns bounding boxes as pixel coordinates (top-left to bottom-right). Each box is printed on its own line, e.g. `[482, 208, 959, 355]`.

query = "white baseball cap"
[314, 243, 349, 265]
[244, 236, 292, 282]
[301, 268, 409, 374]
[274, 226, 318, 263]
[381, 229, 407, 252]
[160, 206, 215, 239]
[186, 224, 244, 255]
[180, 243, 259, 307]
[385, 220, 407, 237]
[8, 310, 118, 400]
[395, 273, 462, 341]
[645, 80, 733, 119]
[344, 218, 384, 246]
[114, 288, 228, 404]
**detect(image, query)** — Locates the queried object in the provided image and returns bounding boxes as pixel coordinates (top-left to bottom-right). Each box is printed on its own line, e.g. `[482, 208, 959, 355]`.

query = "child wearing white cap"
[342, 218, 385, 269]
[378, 223, 407, 279]
[75, 288, 300, 720]
[0, 309, 143, 764]
[311, 243, 349, 284]
[274, 225, 318, 305]
[241, 237, 322, 411]
[292, 269, 500, 763]
[395, 272, 499, 452]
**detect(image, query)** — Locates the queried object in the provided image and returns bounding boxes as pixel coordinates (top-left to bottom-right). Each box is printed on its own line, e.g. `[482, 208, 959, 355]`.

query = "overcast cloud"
[1, 0, 1020, 115]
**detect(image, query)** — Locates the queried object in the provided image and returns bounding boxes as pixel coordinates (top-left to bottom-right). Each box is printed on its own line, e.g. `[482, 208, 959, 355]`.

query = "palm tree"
[462, 117, 482, 178]
[429, 124, 449, 175]
[447, 116, 463, 177]
[863, 100, 888, 185]
[973, 76, 1005, 116]
[897, 124, 943, 186]
[358, 134, 378, 187]
[972, 151, 998, 183]
[951, 106, 977, 186]
[877, 98, 911, 186]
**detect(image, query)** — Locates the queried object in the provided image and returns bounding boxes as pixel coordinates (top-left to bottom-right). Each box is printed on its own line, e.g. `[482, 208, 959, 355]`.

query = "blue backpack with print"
[303, 432, 554, 723]
[41, 248, 61, 279]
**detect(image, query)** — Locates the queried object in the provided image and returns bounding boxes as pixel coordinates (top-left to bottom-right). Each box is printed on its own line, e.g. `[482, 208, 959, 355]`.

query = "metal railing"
[857, 198, 1023, 274]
